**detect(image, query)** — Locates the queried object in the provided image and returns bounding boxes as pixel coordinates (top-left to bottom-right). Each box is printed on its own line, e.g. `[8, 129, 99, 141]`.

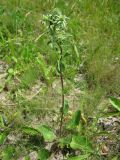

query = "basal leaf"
[22, 126, 39, 135]
[36, 125, 56, 142]
[70, 135, 93, 152]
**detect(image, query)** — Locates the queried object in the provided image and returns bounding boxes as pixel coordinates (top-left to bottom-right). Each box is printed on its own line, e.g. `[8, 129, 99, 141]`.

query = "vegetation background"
[0, 0, 120, 159]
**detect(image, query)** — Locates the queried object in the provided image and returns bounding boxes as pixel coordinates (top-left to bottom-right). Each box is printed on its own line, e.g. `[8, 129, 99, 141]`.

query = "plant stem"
[57, 41, 65, 137]
[60, 64, 64, 136]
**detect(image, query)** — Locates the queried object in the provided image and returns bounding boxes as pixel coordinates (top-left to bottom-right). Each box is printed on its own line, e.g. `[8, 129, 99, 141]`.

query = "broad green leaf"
[63, 100, 69, 115]
[109, 97, 120, 112]
[70, 135, 93, 152]
[67, 110, 81, 129]
[36, 125, 56, 142]
[0, 133, 7, 145]
[2, 146, 15, 160]
[22, 125, 56, 142]
[38, 148, 50, 160]
[22, 126, 39, 135]
[67, 154, 89, 160]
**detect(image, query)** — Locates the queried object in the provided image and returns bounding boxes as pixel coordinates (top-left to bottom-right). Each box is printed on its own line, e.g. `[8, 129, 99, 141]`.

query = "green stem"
[57, 41, 65, 137]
